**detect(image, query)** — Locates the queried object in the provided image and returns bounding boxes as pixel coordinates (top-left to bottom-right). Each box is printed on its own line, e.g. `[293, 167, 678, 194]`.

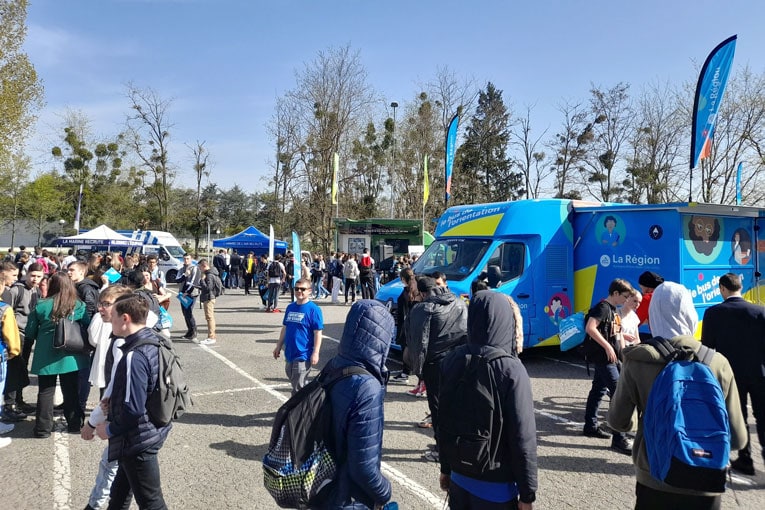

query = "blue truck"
[375, 198, 764, 350]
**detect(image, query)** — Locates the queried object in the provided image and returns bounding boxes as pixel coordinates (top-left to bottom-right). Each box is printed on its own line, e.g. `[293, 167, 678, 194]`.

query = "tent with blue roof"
[212, 226, 288, 254]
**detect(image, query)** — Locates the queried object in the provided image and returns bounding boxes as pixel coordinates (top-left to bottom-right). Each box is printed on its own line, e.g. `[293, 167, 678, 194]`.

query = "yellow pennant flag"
[332, 152, 339, 205]
[423, 154, 430, 206]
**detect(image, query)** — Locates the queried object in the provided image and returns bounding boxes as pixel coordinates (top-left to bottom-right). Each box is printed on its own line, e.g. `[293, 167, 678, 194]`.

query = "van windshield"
[411, 239, 491, 281]
[165, 245, 186, 258]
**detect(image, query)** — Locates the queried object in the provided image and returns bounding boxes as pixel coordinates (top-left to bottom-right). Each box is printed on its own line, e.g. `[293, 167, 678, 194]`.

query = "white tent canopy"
[54, 225, 143, 247]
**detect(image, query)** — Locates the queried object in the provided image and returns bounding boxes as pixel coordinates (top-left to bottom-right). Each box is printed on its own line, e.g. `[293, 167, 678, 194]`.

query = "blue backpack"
[643, 337, 730, 493]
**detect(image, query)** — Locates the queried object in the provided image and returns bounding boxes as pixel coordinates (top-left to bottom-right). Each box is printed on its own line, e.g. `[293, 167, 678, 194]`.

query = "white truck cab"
[120, 230, 186, 282]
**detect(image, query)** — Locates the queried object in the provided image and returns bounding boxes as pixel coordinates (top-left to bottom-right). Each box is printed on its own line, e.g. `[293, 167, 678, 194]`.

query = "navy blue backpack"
[643, 337, 730, 493]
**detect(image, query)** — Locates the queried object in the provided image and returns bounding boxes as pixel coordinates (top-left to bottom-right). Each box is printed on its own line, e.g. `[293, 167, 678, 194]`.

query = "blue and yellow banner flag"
[691, 35, 737, 170]
[445, 114, 459, 204]
[736, 161, 742, 205]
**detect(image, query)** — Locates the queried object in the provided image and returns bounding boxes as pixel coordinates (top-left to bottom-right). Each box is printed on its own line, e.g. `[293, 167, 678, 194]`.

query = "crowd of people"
[2, 241, 764, 509]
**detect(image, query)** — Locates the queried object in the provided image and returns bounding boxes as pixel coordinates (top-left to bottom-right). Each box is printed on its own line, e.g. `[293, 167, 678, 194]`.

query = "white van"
[120, 230, 186, 282]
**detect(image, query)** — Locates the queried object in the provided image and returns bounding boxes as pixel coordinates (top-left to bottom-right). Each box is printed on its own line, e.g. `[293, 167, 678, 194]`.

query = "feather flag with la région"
[690, 35, 737, 171]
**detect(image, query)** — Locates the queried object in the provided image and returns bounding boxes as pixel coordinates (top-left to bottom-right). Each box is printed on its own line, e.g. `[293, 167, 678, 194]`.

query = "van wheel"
[166, 269, 177, 283]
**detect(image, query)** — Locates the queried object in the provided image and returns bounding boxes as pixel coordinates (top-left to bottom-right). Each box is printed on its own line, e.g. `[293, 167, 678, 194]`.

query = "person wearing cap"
[404, 276, 467, 462]
[636, 271, 663, 339]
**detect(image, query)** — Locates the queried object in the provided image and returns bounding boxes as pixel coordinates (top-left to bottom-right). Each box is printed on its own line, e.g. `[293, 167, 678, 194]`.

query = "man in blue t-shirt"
[273, 278, 324, 394]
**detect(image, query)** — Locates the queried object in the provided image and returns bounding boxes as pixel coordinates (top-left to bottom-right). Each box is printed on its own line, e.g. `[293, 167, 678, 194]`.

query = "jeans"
[108, 446, 167, 510]
[285, 359, 312, 395]
[181, 296, 197, 335]
[36, 371, 82, 434]
[267, 283, 280, 309]
[584, 362, 627, 443]
[88, 445, 119, 509]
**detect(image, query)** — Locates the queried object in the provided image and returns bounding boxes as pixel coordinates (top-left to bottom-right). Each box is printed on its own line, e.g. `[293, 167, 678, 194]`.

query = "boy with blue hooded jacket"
[322, 299, 395, 509]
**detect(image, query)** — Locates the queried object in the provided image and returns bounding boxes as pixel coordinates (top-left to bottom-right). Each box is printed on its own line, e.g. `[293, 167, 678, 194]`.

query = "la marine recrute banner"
[690, 35, 737, 170]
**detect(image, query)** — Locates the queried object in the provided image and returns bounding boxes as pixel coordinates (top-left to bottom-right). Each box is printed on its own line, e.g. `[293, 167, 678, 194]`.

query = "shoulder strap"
[695, 344, 716, 366]
[644, 336, 678, 363]
[127, 336, 162, 352]
[318, 365, 370, 388]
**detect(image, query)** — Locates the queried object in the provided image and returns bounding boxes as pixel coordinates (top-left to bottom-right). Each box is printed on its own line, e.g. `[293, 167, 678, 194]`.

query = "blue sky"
[24, 0, 765, 192]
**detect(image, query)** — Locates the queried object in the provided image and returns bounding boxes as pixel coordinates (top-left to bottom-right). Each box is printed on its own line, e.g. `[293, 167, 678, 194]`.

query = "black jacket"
[107, 327, 171, 461]
[702, 295, 765, 378]
[404, 286, 467, 375]
[75, 278, 101, 320]
[439, 291, 538, 504]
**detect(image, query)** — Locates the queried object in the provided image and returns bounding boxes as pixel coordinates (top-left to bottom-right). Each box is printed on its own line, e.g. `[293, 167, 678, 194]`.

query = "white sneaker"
[0, 436, 11, 448]
[0, 422, 14, 434]
[200, 338, 217, 345]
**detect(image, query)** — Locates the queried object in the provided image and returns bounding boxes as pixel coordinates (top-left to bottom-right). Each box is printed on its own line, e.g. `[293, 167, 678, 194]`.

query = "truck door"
[481, 241, 536, 342]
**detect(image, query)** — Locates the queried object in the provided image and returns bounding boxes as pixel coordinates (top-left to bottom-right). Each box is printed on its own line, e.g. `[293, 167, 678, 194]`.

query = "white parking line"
[53, 421, 71, 510]
[199, 341, 443, 508]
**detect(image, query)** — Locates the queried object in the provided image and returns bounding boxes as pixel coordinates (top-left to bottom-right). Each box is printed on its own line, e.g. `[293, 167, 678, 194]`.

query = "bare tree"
[125, 84, 175, 229]
[579, 83, 633, 202]
[188, 141, 210, 256]
[276, 45, 376, 252]
[624, 81, 685, 204]
[548, 101, 591, 199]
[510, 104, 551, 198]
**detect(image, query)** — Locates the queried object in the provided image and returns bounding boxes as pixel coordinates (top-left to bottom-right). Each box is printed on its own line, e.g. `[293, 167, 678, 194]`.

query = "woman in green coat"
[26, 273, 90, 437]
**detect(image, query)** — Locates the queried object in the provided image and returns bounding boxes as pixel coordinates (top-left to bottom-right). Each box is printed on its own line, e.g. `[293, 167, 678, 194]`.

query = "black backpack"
[128, 334, 192, 427]
[263, 365, 370, 508]
[438, 344, 511, 478]
[268, 261, 284, 279]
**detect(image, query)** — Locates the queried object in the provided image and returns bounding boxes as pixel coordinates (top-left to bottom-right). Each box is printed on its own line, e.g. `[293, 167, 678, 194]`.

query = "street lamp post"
[390, 101, 398, 218]
[58, 219, 66, 235]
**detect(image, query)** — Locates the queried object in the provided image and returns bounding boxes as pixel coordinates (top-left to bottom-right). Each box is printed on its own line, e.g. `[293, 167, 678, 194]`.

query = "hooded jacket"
[608, 335, 747, 497]
[322, 300, 393, 509]
[404, 286, 467, 375]
[438, 291, 538, 504]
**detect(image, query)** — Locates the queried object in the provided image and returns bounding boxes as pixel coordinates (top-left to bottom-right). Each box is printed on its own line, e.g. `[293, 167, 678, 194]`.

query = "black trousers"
[108, 446, 167, 510]
[422, 360, 441, 446]
[3, 352, 30, 405]
[634, 482, 720, 510]
[344, 278, 357, 303]
[735, 374, 765, 460]
[35, 370, 82, 434]
[243, 273, 254, 294]
[360, 274, 375, 299]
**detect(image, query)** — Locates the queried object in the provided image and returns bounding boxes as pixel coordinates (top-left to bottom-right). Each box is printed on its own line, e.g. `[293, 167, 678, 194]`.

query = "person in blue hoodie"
[322, 299, 394, 509]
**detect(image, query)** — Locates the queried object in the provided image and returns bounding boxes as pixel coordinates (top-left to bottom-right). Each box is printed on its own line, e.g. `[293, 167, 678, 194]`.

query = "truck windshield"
[411, 239, 491, 281]
[165, 245, 186, 258]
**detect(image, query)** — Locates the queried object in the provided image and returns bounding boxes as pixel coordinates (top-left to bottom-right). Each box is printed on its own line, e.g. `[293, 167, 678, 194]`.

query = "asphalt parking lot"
[2, 289, 763, 509]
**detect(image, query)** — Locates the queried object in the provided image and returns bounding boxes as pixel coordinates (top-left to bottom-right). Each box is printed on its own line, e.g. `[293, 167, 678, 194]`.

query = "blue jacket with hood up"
[322, 299, 393, 509]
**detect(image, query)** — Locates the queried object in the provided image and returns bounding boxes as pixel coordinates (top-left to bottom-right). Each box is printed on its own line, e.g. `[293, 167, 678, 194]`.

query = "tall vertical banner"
[332, 152, 339, 205]
[444, 113, 459, 205]
[268, 224, 275, 262]
[690, 35, 737, 200]
[73, 183, 83, 232]
[423, 154, 430, 206]
[292, 231, 301, 284]
[736, 161, 742, 205]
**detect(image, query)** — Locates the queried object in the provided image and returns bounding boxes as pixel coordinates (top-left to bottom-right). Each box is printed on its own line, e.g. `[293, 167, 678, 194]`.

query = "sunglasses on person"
[295, 287, 309, 292]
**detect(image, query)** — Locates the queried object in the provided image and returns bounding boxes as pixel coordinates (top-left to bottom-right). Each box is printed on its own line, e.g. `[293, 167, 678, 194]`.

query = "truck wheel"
[166, 269, 177, 283]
